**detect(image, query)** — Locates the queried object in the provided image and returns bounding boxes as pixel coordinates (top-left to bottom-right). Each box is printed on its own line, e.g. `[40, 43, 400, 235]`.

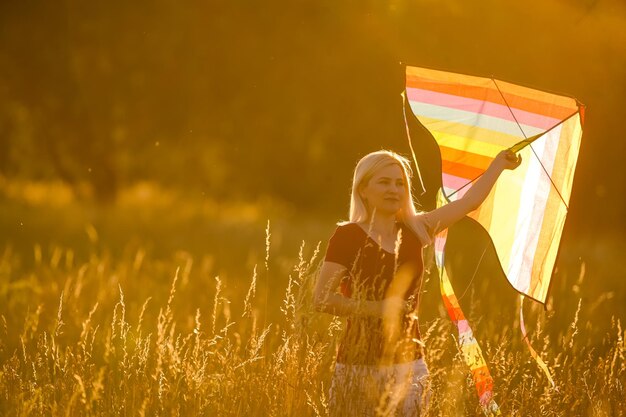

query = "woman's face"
[360, 163, 407, 217]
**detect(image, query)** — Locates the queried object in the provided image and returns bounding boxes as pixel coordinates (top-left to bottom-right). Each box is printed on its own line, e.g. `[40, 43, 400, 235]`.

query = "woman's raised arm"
[409, 150, 522, 236]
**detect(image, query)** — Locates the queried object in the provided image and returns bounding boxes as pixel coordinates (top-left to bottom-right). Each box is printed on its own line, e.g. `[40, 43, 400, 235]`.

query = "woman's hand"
[493, 149, 522, 171]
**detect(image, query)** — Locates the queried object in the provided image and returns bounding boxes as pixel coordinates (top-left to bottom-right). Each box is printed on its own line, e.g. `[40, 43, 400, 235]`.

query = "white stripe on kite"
[406, 87, 561, 130]
[408, 102, 545, 139]
[507, 126, 560, 292]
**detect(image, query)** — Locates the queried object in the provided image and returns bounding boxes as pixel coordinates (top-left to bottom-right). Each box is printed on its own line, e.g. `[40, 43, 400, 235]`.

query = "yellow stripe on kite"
[432, 131, 504, 158]
[418, 115, 522, 148]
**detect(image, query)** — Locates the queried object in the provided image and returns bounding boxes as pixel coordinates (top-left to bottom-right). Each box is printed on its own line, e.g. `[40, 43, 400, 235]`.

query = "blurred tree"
[1, 1, 120, 201]
[0, 0, 623, 229]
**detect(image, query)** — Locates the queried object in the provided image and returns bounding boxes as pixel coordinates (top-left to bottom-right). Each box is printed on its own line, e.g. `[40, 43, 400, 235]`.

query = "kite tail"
[519, 295, 556, 387]
[435, 225, 501, 416]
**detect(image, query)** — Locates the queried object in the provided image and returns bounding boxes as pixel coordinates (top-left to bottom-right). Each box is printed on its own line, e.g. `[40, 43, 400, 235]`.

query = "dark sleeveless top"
[324, 222, 426, 365]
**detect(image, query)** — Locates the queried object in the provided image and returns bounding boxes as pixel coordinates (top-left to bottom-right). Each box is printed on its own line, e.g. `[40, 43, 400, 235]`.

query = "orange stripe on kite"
[443, 300, 466, 321]
[442, 160, 485, 180]
[440, 146, 493, 171]
[471, 366, 495, 390]
[406, 77, 577, 121]
[406, 65, 577, 109]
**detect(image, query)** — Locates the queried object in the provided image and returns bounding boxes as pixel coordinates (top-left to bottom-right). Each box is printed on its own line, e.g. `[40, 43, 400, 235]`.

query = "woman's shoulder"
[325, 222, 363, 264]
[332, 222, 363, 237]
[335, 221, 362, 229]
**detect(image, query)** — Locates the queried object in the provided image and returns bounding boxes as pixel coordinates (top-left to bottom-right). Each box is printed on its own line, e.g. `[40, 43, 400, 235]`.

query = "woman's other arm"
[313, 262, 382, 317]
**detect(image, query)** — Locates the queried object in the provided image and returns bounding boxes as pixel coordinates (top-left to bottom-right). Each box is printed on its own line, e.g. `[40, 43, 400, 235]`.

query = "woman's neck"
[363, 214, 398, 237]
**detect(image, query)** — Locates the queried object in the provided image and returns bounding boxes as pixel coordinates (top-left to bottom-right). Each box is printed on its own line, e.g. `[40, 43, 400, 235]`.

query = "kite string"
[445, 172, 482, 200]
[402, 91, 427, 196]
[457, 245, 487, 302]
[491, 78, 570, 211]
[519, 295, 556, 388]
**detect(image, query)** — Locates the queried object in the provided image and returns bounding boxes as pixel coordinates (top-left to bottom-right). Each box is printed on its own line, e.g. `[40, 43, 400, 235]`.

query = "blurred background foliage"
[0, 1, 624, 323]
[0, 0, 624, 220]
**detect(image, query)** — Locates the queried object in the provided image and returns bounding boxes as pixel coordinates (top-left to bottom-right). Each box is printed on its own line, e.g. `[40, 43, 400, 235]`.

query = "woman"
[313, 149, 521, 416]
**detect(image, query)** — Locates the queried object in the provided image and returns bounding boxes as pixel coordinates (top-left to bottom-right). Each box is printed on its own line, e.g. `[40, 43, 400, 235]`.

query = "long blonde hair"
[343, 150, 431, 244]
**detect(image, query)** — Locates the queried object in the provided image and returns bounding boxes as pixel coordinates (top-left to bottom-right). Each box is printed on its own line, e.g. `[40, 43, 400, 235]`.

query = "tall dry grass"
[0, 230, 624, 416]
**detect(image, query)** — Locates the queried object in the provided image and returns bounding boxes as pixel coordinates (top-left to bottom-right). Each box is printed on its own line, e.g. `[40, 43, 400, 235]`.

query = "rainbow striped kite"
[403, 65, 583, 414]
[405, 66, 583, 304]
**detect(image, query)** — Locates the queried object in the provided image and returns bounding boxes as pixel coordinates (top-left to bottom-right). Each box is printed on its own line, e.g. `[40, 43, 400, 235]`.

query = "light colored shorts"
[329, 358, 430, 417]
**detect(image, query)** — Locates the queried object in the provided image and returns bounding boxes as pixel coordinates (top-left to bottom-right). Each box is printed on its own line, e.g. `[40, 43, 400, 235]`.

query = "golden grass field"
[0, 181, 624, 416]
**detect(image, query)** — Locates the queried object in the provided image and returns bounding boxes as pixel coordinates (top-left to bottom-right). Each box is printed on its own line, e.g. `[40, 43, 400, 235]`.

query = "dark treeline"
[0, 0, 624, 235]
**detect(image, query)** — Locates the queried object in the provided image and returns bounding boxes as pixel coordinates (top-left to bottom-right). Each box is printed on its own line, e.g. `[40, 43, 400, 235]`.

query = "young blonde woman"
[314, 149, 521, 416]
